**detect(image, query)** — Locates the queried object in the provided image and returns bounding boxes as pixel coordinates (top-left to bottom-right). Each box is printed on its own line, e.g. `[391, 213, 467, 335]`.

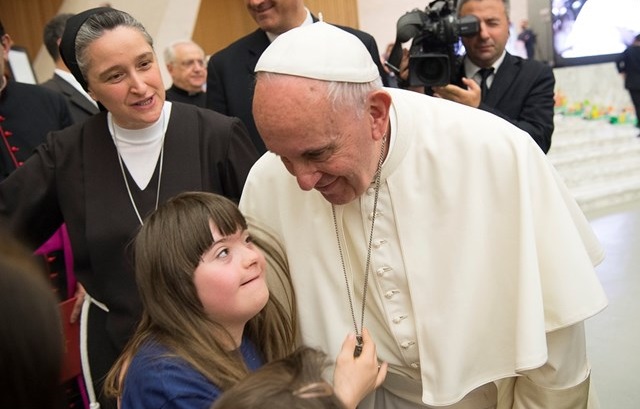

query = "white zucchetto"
[255, 21, 380, 83]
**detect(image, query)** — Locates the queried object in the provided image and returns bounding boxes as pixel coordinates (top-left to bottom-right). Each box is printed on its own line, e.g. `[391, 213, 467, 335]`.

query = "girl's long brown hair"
[104, 192, 296, 398]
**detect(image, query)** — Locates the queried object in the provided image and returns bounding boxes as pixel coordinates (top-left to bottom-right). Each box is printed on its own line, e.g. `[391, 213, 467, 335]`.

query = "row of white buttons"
[367, 183, 420, 370]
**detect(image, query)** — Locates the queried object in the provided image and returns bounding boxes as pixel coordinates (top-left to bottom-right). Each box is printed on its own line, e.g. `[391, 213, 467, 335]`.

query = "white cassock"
[240, 88, 607, 408]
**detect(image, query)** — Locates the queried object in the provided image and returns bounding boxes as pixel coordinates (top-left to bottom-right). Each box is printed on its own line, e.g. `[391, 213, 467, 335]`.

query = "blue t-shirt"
[120, 338, 263, 409]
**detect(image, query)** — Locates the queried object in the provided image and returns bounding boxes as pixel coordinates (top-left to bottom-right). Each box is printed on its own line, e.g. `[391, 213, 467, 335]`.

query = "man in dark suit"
[206, 0, 388, 154]
[1, 17, 74, 325]
[41, 13, 99, 124]
[430, 0, 554, 153]
[517, 18, 536, 60]
[0, 19, 73, 180]
[617, 34, 640, 137]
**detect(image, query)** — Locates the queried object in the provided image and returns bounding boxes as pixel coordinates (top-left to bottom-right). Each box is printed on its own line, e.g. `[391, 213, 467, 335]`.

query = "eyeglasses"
[177, 59, 205, 69]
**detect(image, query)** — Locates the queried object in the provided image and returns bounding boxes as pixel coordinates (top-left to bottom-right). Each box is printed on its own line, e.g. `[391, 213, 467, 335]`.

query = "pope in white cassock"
[239, 21, 607, 409]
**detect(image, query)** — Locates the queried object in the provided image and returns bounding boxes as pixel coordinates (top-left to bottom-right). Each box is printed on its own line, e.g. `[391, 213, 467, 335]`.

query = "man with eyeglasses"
[164, 40, 207, 107]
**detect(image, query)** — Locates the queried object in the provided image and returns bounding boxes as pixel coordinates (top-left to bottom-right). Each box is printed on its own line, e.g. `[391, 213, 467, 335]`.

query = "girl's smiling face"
[193, 225, 269, 343]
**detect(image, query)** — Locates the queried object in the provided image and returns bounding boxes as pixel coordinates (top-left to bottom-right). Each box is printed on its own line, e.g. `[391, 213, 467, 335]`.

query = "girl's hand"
[333, 328, 387, 409]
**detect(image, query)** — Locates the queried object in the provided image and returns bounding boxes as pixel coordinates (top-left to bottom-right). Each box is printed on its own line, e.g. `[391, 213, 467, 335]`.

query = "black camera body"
[395, 0, 479, 87]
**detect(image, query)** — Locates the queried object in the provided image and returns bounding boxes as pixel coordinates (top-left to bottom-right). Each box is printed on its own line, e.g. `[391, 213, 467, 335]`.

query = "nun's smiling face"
[85, 26, 165, 129]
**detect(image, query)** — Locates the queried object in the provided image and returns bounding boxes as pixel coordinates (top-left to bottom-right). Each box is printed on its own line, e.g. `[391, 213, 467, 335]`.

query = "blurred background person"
[0, 18, 72, 181]
[1, 17, 74, 304]
[164, 39, 207, 107]
[41, 13, 99, 124]
[616, 33, 640, 136]
[517, 18, 537, 59]
[0, 225, 65, 409]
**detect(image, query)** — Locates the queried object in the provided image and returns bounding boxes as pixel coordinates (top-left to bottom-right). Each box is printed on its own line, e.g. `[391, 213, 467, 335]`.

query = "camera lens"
[410, 54, 450, 87]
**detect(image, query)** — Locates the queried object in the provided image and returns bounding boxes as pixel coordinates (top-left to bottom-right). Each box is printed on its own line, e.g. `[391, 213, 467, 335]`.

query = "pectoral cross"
[354, 335, 364, 357]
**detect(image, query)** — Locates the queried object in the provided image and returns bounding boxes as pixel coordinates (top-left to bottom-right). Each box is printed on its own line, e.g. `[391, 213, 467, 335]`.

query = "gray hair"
[457, 0, 510, 17]
[326, 78, 383, 118]
[164, 40, 204, 65]
[75, 9, 153, 82]
[256, 72, 382, 119]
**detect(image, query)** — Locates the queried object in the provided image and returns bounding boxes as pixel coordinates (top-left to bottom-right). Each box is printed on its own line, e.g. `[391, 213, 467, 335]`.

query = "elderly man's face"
[167, 42, 206, 93]
[245, 0, 305, 34]
[253, 76, 384, 205]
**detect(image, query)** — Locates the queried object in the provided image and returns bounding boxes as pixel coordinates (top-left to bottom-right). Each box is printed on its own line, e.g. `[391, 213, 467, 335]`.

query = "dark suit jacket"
[41, 73, 99, 124]
[0, 79, 73, 180]
[207, 19, 387, 154]
[617, 44, 640, 90]
[454, 53, 555, 153]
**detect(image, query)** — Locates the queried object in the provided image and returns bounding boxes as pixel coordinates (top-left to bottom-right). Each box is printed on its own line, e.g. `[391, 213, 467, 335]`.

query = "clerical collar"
[170, 84, 203, 97]
[464, 49, 507, 79]
[265, 8, 313, 43]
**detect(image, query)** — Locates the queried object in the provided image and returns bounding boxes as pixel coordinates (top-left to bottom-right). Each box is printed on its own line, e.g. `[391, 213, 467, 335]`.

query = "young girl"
[104, 192, 385, 409]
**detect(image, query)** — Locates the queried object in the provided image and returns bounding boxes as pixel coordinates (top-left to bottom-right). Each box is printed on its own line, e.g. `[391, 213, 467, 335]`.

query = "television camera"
[386, 0, 479, 87]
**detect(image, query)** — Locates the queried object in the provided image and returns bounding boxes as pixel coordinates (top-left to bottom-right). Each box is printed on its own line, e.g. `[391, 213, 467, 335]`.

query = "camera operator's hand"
[432, 77, 482, 108]
[397, 49, 427, 93]
[398, 48, 410, 82]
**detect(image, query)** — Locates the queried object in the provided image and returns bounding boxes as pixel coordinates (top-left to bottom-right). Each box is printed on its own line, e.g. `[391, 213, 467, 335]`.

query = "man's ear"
[1, 34, 13, 62]
[368, 90, 392, 141]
